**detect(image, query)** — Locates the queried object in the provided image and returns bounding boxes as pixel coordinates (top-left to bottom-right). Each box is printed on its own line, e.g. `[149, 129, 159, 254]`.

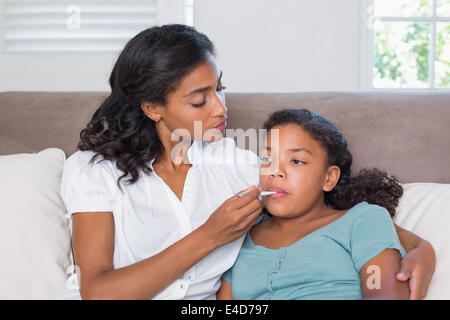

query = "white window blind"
[1, 0, 158, 52]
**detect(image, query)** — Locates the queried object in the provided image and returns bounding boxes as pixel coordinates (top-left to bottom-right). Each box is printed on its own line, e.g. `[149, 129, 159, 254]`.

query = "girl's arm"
[216, 278, 234, 300]
[394, 224, 436, 300]
[359, 248, 410, 300]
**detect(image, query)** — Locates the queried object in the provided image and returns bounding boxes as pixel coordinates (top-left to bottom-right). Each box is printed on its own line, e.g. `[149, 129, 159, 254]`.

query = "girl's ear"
[323, 165, 341, 192]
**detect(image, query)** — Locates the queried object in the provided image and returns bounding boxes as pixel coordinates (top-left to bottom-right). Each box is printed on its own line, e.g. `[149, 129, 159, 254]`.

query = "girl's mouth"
[267, 187, 288, 199]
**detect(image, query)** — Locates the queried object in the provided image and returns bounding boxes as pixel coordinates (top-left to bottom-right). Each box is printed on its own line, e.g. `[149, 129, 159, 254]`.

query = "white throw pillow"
[0, 148, 72, 299]
[394, 183, 450, 300]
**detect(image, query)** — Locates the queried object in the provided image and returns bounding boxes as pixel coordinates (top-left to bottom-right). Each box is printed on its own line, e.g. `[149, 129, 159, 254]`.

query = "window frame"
[360, 0, 450, 91]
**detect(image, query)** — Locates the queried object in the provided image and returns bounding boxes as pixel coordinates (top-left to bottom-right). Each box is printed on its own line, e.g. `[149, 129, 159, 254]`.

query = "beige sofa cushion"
[394, 183, 450, 299]
[0, 148, 72, 299]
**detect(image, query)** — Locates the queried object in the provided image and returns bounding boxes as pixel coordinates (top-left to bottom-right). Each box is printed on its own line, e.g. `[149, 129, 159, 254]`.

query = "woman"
[58, 24, 435, 300]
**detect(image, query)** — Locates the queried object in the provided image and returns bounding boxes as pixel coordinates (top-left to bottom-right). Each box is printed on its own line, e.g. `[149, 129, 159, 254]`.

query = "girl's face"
[259, 124, 340, 218]
[142, 53, 228, 143]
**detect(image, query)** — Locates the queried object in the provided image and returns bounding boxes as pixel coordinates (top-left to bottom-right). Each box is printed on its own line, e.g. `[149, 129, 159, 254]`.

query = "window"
[362, 0, 450, 89]
[1, 0, 192, 52]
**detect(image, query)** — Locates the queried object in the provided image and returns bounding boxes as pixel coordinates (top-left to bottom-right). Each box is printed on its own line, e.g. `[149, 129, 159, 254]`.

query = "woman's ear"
[141, 101, 163, 122]
[323, 165, 341, 192]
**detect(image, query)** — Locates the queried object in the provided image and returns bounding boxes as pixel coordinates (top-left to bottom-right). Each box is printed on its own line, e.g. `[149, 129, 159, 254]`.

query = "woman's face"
[259, 124, 339, 218]
[143, 53, 227, 143]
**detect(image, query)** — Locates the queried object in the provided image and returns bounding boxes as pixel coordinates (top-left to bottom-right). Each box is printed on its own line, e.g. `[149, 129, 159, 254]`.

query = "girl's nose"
[270, 165, 286, 178]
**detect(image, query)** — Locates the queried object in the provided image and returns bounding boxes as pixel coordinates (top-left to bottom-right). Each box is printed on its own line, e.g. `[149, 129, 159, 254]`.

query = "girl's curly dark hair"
[262, 109, 403, 217]
[77, 24, 215, 192]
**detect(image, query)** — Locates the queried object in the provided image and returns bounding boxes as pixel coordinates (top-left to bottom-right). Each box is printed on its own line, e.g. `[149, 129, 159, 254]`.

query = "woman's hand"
[395, 225, 436, 300]
[200, 185, 263, 248]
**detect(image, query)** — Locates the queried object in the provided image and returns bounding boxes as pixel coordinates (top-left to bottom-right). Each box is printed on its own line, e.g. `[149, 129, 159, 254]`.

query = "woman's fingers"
[201, 185, 263, 247]
[242, 206, 263, 230]
[237, 197, 262, 217]
[231, 185, 261, 210]
[409, 264, 427, 300]
[396, 258, 414, 282]
[396, 253, 429, 299]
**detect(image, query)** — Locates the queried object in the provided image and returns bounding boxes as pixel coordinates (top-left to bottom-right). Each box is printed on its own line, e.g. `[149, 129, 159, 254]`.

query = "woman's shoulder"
[193, 137, 260, 166]
[62, 150, 120, 187]
[60, 150, 120, 218]
[65, 150, 114, 173]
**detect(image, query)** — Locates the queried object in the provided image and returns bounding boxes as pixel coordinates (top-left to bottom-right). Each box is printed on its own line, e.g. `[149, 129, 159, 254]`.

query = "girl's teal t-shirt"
[222, 201, 406, 300]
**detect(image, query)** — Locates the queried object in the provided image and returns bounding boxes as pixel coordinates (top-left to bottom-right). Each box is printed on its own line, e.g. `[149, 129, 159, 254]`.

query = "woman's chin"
[203, 130, 224, 143]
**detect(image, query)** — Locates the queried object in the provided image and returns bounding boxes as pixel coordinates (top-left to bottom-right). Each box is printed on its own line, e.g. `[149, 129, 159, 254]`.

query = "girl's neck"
[268, 200, 341, 233]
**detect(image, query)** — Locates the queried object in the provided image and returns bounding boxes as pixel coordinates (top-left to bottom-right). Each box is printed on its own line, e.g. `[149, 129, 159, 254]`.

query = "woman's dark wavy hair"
[78, 24, 215, 192]
[262, 109, 403, 217]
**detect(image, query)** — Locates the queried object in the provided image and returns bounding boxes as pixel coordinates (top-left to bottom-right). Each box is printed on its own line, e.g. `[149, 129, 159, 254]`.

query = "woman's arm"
[73, 211, 217, 299]
[216, 278, 234, 300]
[395, 224, 423, 252]
[359, 248, 410, 300]
[394, 224, 436, 300]
[73, 186, 263, 300]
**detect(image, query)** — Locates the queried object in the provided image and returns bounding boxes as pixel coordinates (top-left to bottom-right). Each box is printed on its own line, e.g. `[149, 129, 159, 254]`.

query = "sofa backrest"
[1, 91, 449, 183]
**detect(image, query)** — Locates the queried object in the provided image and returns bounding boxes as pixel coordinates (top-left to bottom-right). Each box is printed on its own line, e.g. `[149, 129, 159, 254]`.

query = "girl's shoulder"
[347, 201, 398, 241]
[347, 201, 392, 219]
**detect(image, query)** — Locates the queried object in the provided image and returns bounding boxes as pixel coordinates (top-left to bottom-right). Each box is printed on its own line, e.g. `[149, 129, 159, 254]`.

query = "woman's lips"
[214, 121, 227, 132]
[267, 187, 288, 199]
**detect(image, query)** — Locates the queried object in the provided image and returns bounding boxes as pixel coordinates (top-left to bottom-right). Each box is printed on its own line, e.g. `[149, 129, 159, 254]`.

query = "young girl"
[217, 109, 410, 300]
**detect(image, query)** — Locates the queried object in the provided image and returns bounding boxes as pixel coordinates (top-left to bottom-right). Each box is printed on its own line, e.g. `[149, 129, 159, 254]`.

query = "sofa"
[0, 91, 449, 299]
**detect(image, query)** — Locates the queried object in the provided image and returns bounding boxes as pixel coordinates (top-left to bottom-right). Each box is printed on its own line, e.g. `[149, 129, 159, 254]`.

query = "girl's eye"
[217, 86, 227, 92]
[292, 159, 305, 165]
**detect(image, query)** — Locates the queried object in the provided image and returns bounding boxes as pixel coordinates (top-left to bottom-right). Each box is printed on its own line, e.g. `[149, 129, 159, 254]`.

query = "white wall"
[194, 0, 362, 92]
[0, 0, 363, 92]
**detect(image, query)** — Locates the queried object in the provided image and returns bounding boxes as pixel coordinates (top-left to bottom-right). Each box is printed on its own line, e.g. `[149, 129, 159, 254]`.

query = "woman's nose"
[213, 92, 227, 117]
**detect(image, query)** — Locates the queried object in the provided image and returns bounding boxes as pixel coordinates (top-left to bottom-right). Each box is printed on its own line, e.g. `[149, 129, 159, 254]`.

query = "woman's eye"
[192, 99, 206, 108]
[217, 86, 227, 92]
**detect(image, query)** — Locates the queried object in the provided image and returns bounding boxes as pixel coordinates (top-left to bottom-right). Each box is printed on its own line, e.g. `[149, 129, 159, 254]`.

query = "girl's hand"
[200, 185, 263, 248]
[396, 240, 436, 300]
